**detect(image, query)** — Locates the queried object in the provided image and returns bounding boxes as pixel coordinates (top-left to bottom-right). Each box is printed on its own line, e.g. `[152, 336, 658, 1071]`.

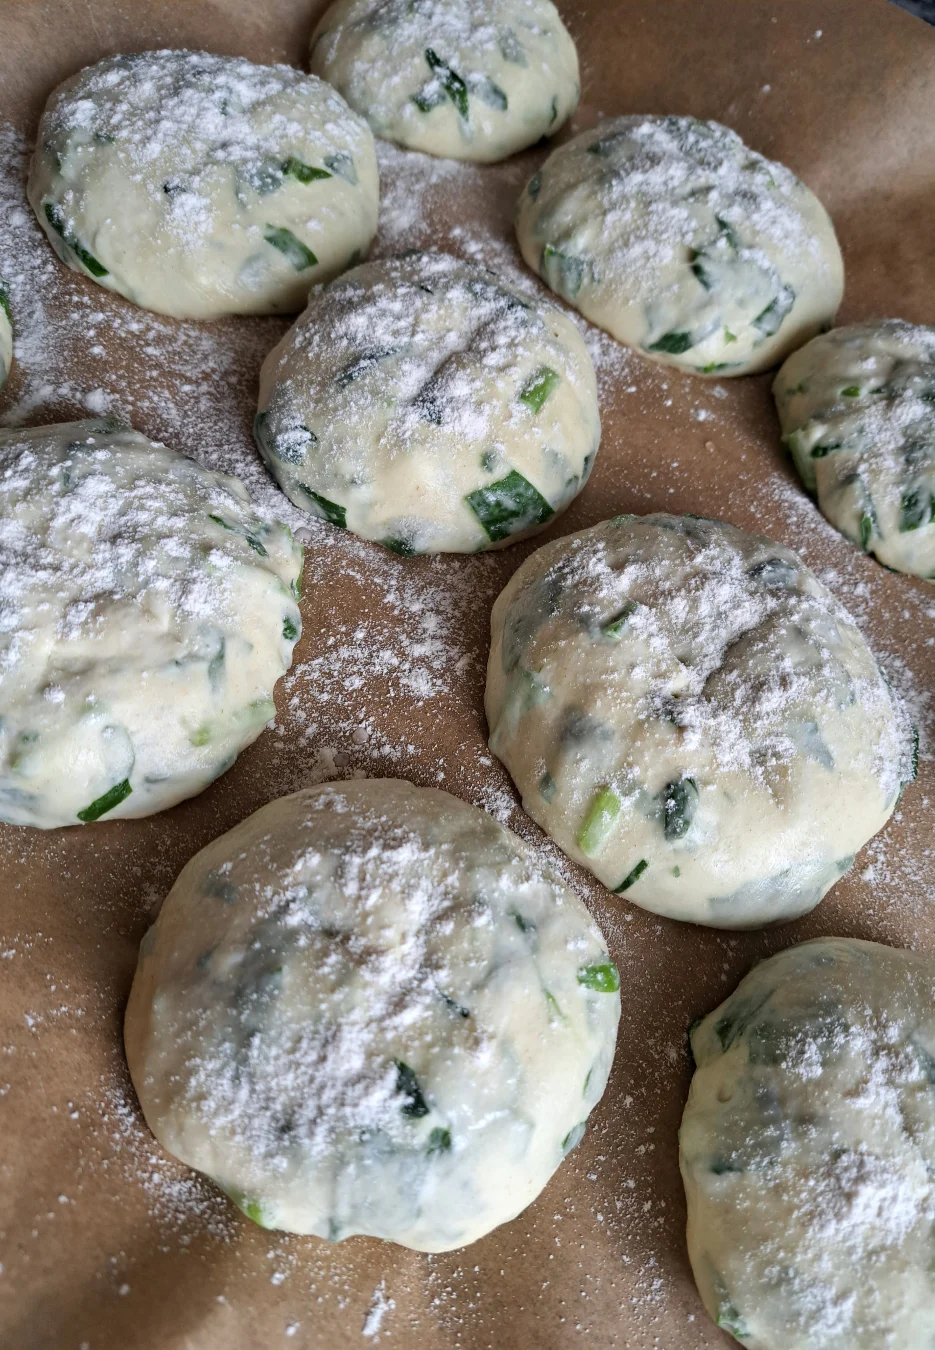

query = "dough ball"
[124, 778, 620, 1251]
[309, 0, 579, 164]
[0, 280, 11, 389]
[0, 418, 303, 829]
[256, 251, 601, 554]
[680, 937, 935, 1348]
[774, 320, 935, 581]
[515, 115, 844, 377]
[27, 50, 379, 319]
[485, 513, 913, 928]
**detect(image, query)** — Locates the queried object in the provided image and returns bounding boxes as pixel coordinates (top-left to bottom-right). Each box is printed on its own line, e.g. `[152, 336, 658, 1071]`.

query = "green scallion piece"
[425, 48, 469, 119]
[577, 786, 621, 856]
[77, 777, 132, 823]
[577, 962, 620, 993]
[394, 1060, 430, 1117]
[519, 365, 560, 413]
[614, 859, 648, 893]
[264, 225, 317, 271]
[465, 469, 554, 542]
[43, 200, 108, 277]
[661, 778, 697, 840]
[282, 156, 332, 184]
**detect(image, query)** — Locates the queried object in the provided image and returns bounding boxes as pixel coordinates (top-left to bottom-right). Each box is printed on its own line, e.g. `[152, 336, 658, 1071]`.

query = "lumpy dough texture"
[0, 281, 11, 389]
[124, 779, 620, 1251]
[27, 50, 379, 319]
[774, 321, 935, 581]
[0, 419, 302, 829]
[680, 938, 935, 1349]
[309, 0, 579, 164]
[255, 252, 601, 554]
[485, 514, 913, 928]
[515, 115, 844, 377]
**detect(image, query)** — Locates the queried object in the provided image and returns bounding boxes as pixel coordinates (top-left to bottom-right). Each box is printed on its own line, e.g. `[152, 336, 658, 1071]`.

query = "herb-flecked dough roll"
[255, 252, 601, 555]
[309, 0, 580, 163]
[124, 779, 621, 1251]
[774, 320, 935, 581]
[681, 938, 935, 1348]
[0, 419, 303, 829]
[27, 50, 379, 319]
[485, 513, 914, 928]
[515, 115, 844, 377]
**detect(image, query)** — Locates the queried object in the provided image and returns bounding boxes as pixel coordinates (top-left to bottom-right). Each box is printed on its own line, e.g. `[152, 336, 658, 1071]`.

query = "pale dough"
[124, 779, 621, 1251]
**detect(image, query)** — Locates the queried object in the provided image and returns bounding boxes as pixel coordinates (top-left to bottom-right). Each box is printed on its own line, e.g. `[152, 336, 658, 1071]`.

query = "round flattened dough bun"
[27, 50, 379, 319]
[774, 321, 935, 582]
[256, 251, 601, 554]
[515, 115, 844, 377]
[309, 0, 579, 164]
[0, 282, 11, 390]
[680, 938, 935, 1348]
[124, 779, 620, 1251]
[0, 418, 303, 829]
[485, 513, 914, 928]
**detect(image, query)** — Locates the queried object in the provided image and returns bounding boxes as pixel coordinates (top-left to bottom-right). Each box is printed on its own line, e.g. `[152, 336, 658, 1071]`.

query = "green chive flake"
[614, 859, 648, 893]
[661, 777, 698, 840]
[264, 225, 317, 271]
[303, 490, 346, 529]
[283, 156, 332, 184]
[77, 777, 132, 823]
[577, 962, 620, 993]
[577, 785, 621, 856]
[601, 601, 638, 639]
[427, 1126, 451, 1156]
[43, 200, 108, 277]
[282, 616, 299, 641]
[647, 331, 694, 355]
[519, 365, 561, 414]
[394, 1060, 430, 1117]
[465, 469, 554, 542]
[425, 48, 469, 119]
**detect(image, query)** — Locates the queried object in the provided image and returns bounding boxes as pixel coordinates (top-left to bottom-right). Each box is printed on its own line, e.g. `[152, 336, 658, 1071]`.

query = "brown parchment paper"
[2, 1, 934, 1346]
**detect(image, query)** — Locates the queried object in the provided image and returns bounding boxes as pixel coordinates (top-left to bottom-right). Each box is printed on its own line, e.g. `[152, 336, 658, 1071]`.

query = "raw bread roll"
[256, 251, 601, 554]
[485, 513, 914, 928]
[774, 320, 935, 580]
[28, 50, 378, 319]
[309, 0, 579, 163]
[124, 779, 621, 1251]
[515, 115, 844, 376]
[0, 280, 11, 389]
[681, 937, 935, 1349]
[0, 418, 302, 829]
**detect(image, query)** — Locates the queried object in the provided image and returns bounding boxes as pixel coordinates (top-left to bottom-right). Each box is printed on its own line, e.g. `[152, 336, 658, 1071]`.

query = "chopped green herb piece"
[577, 962, 620, 993]
[899, 487, 934, 532]
[512, 910, 536, 934]
[282, 616, 299, 641]
[538, 770, 556, 802]
[562, 1122, 586, 1154]
[700, 361, 738, 373]
[412, 85, 446, 112]
[716, 1299, 750, 1338]
[394, 1060, 429, 1117]
[43, 201, 108, 277]
[499, 30, 527, 64]
[753, 284, 795, 337]
[909, 725, 920, 783]
[303, 490, 346, 529]
[77, 777, 132, 823]
[544, 989, 566, 1023]
[465, 469, 554, 542]
[324, 151, 357, 184]
[860, 510, 874, 551]
[190, 726, 211, 747]
[549, 94, 559, 124]
[601, 601, 638, 638]
[335, 346, 399, 386]
[841, 385, 861, 398]
[527, 171, 542, 199]
[724, 328, 737, 343]
[541, 243, 586, 298]
[424, 48, 469, 119]
[672, 865, 681, 877]
[469, 75, 508, 110]
[282, 156, 331, 184]
[440, 990, 470, 1017]
[382, 536, 419, 556]
[614, 859, 648, 893]
[647, 330, 694, 355]
[224, 1188, 269, 1227]
[0, 280, 11, 327]
[661, 777, 697, 840]
[690, 258, 714, 292]
[427, 1126, 451, 1155]
[246, 534, 268, 557]
[264, 225, 317, 270]
[519, 365, 560, 413]
[811, 441, 841, 458]
[577, 786, 621, 856]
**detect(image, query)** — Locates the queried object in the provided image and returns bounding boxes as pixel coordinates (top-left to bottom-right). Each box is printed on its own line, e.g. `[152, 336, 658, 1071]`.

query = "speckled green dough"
[681, 938, 935, 1348]
[309, 0, 579, 163]
[124, 779, 620, 1251]
[256, 252, 601, 554]
[27, 50, 378, 319]
[774, 321, 935, 581]
[0, 419, 302, 829]
[515, 116, 844, 376]
[485, 514, 913, 927]
[0, 281, 12, 389]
